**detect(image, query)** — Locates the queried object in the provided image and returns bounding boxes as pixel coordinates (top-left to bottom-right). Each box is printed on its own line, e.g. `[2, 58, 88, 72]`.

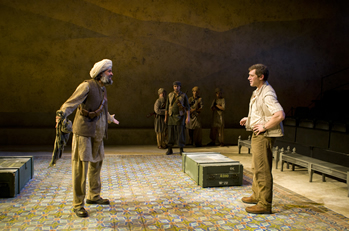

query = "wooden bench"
[238, 135, 251, 154]
[273, 146, 281, 169]
[280, 147, 349, 196]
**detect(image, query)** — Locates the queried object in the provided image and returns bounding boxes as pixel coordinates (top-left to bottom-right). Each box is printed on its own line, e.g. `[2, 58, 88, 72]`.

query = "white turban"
[89, 59, 112, 78]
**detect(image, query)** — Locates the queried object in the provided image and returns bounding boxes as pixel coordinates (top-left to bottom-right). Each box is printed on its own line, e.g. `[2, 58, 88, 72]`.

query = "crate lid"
[182, 152, 220, 156]
[187, 154, 239, 164]
[0, 158, 32, 168]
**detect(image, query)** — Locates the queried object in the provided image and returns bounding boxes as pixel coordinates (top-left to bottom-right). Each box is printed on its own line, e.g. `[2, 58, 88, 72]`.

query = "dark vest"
[72, 79, 108, 138]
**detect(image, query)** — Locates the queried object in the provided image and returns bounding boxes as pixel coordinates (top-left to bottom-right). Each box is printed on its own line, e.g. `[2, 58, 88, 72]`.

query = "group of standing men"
[152, 63, 285, 214]
[154, 83, 226, 155]
[57, 59, 284, 217]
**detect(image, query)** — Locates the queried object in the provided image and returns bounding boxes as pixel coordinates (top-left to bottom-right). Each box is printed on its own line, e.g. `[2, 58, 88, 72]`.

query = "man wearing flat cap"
[164, 81, 190, 155]
[55, 59, 119, 218]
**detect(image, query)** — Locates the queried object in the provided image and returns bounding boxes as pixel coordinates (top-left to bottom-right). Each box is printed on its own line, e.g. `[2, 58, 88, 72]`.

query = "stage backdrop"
[0, 0, 348, 144]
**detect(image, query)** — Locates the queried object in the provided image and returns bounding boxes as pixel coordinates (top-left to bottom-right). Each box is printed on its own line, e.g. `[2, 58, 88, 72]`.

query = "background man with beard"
[164, 81, 190, 155]
[55, 59, 119, 218]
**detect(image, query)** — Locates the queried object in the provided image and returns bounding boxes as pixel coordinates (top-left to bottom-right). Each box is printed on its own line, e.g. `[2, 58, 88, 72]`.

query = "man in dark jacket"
[164, 81, 190, 155]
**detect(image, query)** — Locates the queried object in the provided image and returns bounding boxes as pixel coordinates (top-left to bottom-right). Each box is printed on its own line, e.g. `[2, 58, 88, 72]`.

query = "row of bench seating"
[280, 147, 349, 197]
[274, 118, 349, 167]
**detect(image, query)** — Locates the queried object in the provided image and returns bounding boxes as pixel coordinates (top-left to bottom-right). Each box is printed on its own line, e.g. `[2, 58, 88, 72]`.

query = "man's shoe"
[245, 205, 271, 214]
[207, 141, 216, 146]
[86, 198, 110, 205]
[241, 196, 258, 204]
[166, 148, 173, 155]
[179, 148, 183, 155]
[73, 207, 88, 217]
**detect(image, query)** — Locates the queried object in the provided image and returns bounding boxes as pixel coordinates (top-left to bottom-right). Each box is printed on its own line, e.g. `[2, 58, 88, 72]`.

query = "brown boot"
[241, 196, 258, 204]
[245, 204, 271, 214]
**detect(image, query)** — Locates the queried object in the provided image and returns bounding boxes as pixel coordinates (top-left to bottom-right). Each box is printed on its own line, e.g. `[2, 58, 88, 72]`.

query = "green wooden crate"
[0, 169, 19, 197]
[0, 156, 34, 197]
[199, 162, 243, 187]
[183, 153, 243, 187]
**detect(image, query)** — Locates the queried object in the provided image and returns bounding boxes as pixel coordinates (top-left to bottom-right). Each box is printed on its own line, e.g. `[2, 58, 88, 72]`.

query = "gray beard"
[101, 73, 113, 85]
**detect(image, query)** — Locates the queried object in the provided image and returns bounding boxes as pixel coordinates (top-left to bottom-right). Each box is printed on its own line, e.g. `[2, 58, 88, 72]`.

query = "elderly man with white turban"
[55, 59, 119, 218]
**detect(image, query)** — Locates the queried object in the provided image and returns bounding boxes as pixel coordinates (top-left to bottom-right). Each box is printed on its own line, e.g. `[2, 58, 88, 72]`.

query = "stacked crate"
[0, 156, 34, 197]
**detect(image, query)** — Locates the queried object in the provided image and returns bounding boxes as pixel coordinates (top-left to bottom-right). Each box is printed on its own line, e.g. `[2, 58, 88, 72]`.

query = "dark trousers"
[188, 128, 202, 146]
[168, 124, 186, 148]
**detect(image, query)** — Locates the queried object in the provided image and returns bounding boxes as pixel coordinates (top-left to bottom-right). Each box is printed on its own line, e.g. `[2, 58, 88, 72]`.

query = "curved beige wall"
[0, 0, 347, 131]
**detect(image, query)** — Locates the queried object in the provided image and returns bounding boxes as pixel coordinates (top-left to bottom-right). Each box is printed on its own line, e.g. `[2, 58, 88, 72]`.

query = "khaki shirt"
[247, 81, 284, 137]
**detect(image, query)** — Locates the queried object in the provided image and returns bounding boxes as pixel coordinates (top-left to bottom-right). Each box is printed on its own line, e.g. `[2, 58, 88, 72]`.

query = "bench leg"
[322, 174, 326, 182]
[248, 148, 250, 154]
[309, 163, 313, 182]
[274, 150, 279, 169]
[238, 144, 241, 154]
[347, 172, 349, 197]
[281, 160, 284, 172]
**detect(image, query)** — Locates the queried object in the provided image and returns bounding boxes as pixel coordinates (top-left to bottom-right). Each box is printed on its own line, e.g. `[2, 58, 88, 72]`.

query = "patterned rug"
[0, 155, 348, 231]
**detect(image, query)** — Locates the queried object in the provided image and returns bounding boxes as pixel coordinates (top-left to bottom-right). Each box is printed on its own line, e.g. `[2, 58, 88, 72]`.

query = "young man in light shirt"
[240, 64, 285, 214]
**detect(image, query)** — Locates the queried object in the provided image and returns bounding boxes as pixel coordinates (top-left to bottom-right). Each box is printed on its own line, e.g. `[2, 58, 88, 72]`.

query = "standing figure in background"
[208, 88, 225, 146]
[154, 88, 168, 149]
[240, 64, 285, 214]
[187, 86, 203, 147]
[164, 81, 190, 155]
[55, 59, 119, 218]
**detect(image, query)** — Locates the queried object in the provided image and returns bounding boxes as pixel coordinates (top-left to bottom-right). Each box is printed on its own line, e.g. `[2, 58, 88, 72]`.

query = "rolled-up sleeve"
[264, 95, 283, 114]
